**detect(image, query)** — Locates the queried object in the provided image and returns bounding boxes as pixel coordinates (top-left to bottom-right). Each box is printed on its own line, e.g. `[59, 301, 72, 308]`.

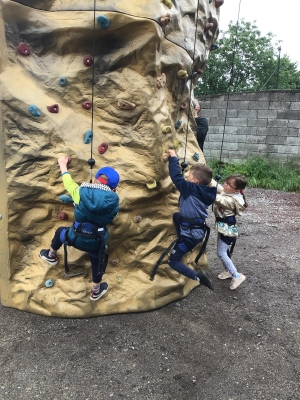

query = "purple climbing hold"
[83, 55, 93, 67]
[47, 104, 59, 113]
[17, 43, 30, 56]
[82, 101, 92, 110]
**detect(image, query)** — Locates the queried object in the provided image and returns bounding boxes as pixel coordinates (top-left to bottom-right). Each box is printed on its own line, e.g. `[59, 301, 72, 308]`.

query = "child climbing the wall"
[163, 149, 217, 290]
[213, 174, 248, 290]
[39, 156, 120, 301]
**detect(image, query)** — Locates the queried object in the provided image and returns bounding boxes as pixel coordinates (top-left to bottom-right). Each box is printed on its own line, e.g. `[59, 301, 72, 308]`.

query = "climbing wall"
[0, 0, 221, 317]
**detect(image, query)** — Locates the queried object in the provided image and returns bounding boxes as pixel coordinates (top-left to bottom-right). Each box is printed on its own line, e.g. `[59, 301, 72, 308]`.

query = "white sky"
[218, 0, 300, 69]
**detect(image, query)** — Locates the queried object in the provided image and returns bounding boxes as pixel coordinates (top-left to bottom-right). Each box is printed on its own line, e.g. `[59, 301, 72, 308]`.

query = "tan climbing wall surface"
[0, 0, 221, 317]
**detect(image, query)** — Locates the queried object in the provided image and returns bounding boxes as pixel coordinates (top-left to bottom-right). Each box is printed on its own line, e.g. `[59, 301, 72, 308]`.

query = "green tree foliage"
[195, 20, 300, 96]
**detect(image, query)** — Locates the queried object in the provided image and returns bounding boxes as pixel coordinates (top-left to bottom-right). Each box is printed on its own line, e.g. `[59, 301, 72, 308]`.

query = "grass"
[208, 156, 300, 192]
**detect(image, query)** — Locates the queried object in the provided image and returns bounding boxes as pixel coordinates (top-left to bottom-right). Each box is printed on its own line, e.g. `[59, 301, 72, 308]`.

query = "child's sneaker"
[218, 271, 232, 280]
[230, 274, 246, 290]
[39, 249, 58, 266]
[90, 282, 109, 301]
[195, 271, 214, 291]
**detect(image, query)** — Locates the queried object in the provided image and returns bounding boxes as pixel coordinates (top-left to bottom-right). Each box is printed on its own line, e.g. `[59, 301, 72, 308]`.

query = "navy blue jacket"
[169, 157, 217, 240]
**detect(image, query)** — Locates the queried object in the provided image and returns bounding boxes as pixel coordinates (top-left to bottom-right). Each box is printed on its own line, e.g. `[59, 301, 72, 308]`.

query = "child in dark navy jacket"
[164, 149, 217, 290]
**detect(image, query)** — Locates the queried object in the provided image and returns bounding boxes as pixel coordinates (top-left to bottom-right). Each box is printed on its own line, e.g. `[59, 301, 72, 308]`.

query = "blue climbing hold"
[97, 15, 110, 29]
[175, 120, 182, 130]
[45, 279, 55, 288]
[59, 76, 68, 87]
[193, 152, 200, 162]
[84, 130, 93, 144]
[59, 195, 74, 204]
[28, 105, 40, 117]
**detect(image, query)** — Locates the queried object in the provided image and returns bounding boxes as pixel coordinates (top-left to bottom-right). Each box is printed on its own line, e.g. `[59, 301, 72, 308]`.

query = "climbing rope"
[88, 0, 97, 183]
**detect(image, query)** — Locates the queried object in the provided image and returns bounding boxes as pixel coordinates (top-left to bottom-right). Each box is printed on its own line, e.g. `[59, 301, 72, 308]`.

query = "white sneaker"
[218, 271, 232, 280]
[230, 274, 246, 290]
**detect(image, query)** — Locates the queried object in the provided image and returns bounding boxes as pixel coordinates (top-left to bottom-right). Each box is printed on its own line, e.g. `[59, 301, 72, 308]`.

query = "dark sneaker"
[196, 270, 214, 291]
[39, 249, 58, 266]
[90, 282, 109, 301]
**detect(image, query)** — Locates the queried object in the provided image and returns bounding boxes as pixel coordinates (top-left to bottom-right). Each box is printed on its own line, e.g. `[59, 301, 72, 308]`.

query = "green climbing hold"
[28, 105, 40, 117]
[193, 152, 200, 162]
[210, 43, 219, 51]
[45, 279, 54, 288]
[97, 15, 110, 29]
[59, 195, 73, 204]
[175, 120, 182, 130]
[84, 130, 93, 144]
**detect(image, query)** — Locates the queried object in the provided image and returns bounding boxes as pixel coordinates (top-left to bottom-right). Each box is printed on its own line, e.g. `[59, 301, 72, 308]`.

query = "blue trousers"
[168, 213, 201, 280]
[51, 227, 106, 284]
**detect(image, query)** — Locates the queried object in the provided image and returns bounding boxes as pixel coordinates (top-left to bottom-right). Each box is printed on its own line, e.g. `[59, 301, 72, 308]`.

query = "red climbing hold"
[67, 157, 72, 164]
[58, 212, 68, 221]
[195, 68, 203, 75]
[47, 104, 59, 113]
[204, 22, 214, 32]
[98, 142, 108, 154]
[215, 0, 224, 8]
[83, 55, 93, 66]
[17, 43, 30, 56]
[82, 101, 92, 110]
[180, 102, 187, 111]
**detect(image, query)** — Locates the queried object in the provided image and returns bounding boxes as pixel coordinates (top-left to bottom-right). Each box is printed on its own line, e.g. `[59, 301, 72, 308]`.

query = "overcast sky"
[218, 0, 300, 69]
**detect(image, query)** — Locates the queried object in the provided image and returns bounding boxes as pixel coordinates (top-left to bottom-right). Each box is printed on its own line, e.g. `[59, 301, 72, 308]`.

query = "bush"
[208, 157, 300, 192]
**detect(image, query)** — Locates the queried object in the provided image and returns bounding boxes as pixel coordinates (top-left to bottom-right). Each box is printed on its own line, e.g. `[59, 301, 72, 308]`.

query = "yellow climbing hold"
[162, 0, 173, 9]
[177, 70, 189, 79]
[161, 125, 172, 134]
[115, 276, 123, 284]
[146, 180, 157, 189]
[173, 139, 182, 149]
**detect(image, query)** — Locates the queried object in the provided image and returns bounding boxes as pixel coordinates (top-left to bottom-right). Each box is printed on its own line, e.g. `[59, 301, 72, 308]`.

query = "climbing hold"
[45, 279, 55, 288]
[58, 212, 68, 221]
[210, 43, 219, 51]
[67, 157, 72, 164]
[162, 0, 173, 8]
[204, 22, 214, 32]
[156, 73, 166, 89]
[180, 102, 187, 111]
[160, 14, 171, 26]
[83, 55, 93, 66]
[98, 142, 108, 154]
[191, 72, 198, 79]
[17, 42, 30, 56]
[175, 120, 182, 130]
[195, 68, 203, 75]
[59, 76, 68, 87]
[97, 14, 110, 29]
[84, 130, 93, 144]
[28, 105, 41, 117]
[215, 0, 224, 8]
[115, 276, 123, 284]
[47, 104, 59, 113]
[173, 139, 182, 149]
[209, 0, 213, 3]
[118, 99, 136, 110]
[82, 101, 92, 110]
[161, 125, 172, 134]
[193, 152, 200, 162]
[111, 259, 119, 266]
[134, 215, 142, 223]
[177, 70, 189, 79]
[59, 195, 74, 204]
[181, 161, 188, 170]
[146, 180, 157, 189]
[215, 174, 221, 181]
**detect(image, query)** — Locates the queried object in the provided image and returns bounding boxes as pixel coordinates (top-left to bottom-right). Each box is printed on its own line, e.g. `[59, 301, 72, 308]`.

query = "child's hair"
[226, 174, 248, 208]
[190, 163, 213, 185]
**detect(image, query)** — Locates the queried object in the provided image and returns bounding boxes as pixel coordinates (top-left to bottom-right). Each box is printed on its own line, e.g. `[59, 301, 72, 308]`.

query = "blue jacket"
[169, 157, 217, 240]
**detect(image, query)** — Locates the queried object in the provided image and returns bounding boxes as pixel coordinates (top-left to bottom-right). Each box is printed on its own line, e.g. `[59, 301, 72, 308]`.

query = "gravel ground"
[0, 188, 299, 400]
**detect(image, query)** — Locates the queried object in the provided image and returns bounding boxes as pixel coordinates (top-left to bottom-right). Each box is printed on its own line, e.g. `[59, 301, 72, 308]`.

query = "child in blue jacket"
[164, 149, 217, 290]
[39, 156, 119, 301]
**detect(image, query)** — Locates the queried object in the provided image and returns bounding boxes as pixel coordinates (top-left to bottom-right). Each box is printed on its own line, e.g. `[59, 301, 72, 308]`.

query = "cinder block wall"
[198, 90, 300, 163]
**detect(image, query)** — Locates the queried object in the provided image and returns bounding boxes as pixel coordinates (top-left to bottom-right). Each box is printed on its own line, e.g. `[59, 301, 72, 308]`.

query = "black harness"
[64, 222, 108, 277]
[150, 217, 210, 281]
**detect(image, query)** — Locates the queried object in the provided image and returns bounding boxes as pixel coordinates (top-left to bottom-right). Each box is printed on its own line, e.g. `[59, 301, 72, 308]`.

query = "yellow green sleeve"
[62, 173, 80, 205]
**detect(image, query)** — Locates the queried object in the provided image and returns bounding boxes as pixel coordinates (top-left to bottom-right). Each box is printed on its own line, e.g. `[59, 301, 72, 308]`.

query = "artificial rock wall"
[0, 0, 221, 317]
[199, 90, 300, 163]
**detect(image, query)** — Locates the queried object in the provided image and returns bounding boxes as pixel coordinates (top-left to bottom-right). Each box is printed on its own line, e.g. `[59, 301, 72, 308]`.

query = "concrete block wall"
[198, 90, 300, 163]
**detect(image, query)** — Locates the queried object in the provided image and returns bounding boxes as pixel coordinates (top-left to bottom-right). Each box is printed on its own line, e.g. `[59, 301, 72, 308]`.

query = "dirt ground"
[0, 188, 299, 400]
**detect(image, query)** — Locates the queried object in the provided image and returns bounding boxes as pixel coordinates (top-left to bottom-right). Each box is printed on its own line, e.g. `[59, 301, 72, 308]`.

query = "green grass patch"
[208, 157, 300, 192]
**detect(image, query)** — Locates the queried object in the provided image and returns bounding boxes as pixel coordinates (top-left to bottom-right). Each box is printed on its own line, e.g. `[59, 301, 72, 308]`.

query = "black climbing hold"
[210, 43, 219, 51]
[59, 76, 68, 87]
[88, 158, 95, 167]
[181, 161, 188, 170]
[97, 15, 110, 29]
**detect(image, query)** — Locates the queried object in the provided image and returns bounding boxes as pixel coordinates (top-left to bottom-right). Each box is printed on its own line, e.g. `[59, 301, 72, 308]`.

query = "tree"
[194, 20, 300, 96]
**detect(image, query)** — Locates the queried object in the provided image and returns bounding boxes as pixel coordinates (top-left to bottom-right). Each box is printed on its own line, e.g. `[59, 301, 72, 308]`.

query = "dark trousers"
[51, 227, 107, 284]
[168, 213, 200, 280]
